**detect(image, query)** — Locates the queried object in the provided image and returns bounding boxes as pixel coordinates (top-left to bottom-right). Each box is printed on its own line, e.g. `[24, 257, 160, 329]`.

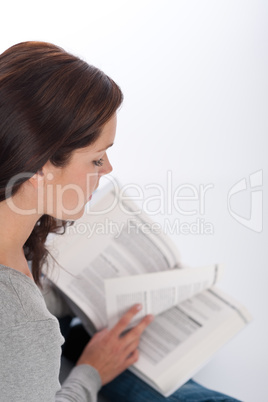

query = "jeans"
[60, 318, 241, 402]
[101, 371, 241, 402]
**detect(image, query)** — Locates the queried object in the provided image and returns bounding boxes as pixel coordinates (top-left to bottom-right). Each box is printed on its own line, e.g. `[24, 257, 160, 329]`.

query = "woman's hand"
[76, 304, 154, 385]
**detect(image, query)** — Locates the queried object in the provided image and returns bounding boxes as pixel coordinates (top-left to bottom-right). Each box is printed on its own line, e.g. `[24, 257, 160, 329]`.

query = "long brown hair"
[0, 41, 123, 286]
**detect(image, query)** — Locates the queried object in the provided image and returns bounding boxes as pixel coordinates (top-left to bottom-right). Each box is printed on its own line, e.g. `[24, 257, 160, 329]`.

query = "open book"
[45, 185, 252, 397]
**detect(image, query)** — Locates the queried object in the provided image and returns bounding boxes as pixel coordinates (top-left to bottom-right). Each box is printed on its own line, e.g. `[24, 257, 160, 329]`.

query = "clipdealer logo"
[4, 168, 264, 234]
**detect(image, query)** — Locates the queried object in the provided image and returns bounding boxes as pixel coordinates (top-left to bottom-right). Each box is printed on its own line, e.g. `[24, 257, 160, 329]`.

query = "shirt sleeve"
[56, 365, 102, 402]
[40, 278, 103, 400]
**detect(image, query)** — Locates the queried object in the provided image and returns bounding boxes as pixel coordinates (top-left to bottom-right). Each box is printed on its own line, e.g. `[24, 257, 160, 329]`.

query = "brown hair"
[0, 41, 123, 286]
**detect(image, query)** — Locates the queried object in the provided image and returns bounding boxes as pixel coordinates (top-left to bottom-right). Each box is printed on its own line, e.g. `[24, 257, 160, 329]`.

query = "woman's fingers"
[123, 337, 140, 358]
[123, 313, 154, 345]
[110, 304, 142, 337]
[76, 305, 154, 385]
[124, 349, 140, 369]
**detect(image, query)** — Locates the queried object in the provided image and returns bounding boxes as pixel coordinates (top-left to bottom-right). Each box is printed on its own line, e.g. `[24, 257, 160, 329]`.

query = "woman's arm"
[56, 364, 102, 401]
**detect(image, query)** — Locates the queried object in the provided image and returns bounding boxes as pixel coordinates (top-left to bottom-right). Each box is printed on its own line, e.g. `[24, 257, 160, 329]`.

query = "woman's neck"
[0, 197, 40, 280]
[0, 252, 34, 281]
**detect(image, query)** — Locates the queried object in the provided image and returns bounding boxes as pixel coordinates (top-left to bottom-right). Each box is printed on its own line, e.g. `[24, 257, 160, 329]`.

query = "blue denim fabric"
[101, 370, 241, 402]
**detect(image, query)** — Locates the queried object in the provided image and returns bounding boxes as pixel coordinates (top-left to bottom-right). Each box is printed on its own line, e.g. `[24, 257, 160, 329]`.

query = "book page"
[129, 287, 252, 396]
[105, 264, 224, 328]
[45, 186, 181, 330]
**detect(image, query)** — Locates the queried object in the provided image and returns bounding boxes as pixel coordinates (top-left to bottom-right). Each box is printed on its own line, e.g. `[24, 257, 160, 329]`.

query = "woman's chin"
[54, 204, 86, 221]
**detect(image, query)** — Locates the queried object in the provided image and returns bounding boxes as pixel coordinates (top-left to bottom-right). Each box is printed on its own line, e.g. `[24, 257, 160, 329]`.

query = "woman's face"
[41, 113, 117, 220]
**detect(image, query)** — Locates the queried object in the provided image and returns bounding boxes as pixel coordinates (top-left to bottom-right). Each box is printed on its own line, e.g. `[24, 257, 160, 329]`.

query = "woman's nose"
[100, 154, 113, 176]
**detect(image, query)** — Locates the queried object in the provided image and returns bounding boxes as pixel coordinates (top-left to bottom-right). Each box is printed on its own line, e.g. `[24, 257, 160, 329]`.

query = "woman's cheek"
[85, 171, 97, 198]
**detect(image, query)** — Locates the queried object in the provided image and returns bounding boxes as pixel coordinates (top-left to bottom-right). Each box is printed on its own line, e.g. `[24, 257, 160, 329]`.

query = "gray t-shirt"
[0, 264, 102, 402]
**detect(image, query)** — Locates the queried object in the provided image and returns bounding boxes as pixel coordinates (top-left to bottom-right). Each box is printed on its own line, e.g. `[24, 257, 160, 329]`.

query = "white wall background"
[1, 1, 267, 401]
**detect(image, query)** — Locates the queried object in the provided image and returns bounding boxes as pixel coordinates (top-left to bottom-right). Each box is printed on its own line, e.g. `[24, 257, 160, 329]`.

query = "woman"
[0, 42, 239, 401]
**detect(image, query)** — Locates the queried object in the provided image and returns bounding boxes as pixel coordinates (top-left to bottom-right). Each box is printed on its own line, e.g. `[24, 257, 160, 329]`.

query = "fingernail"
[136, 304, 142, 311]
[148, 314, 154, 321]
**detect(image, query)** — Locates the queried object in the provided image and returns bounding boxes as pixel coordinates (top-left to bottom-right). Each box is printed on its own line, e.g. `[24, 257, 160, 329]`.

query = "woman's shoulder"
[0, 264, 58, 331]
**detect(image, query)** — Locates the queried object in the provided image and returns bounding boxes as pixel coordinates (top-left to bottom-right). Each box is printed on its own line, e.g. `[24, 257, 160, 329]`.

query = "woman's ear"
[41, 160, 56, 181]
[28, 170, 44, 189]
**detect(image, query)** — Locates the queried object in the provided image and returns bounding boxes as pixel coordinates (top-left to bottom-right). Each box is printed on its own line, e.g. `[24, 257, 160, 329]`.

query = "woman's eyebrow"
[96, 143, 114, 152]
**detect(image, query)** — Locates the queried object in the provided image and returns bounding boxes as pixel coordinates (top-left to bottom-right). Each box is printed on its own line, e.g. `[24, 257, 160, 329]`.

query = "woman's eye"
[93, 158, 104, 167]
